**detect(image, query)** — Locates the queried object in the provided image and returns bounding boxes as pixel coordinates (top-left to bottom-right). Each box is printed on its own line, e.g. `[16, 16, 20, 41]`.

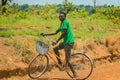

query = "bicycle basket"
[36, 41, 49, 55]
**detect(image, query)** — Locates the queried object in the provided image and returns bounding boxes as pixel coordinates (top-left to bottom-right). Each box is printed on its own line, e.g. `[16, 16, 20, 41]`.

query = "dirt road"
[26, 62, 120, 80]
[88, 62, 120, 80]
[0, 35, 120, 80]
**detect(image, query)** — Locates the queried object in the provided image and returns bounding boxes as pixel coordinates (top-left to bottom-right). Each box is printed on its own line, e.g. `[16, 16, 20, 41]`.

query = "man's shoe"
[73, 73, 78, 78]
[56, 63, 65, 71]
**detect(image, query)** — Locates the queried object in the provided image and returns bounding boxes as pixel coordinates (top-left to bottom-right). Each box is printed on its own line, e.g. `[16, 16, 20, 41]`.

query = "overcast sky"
[12, 0, 120, 6]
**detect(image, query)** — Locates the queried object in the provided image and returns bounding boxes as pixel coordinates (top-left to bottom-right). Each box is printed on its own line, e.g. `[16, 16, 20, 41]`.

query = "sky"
[13, 0, 120, 6]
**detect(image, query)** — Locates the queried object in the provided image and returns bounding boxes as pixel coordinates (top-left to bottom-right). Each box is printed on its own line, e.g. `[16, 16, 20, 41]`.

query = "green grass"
[0, 29, 14, 37]
[68, 17, 120, 40]
[0, 15, 120, 39]
[16, 28, 40, 36]
[1, 14, 119, 63]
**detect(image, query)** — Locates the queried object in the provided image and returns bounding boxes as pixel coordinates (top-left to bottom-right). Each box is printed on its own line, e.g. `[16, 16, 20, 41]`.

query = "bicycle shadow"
[37, 78, 70, 80]
[36, 78, 86, 80]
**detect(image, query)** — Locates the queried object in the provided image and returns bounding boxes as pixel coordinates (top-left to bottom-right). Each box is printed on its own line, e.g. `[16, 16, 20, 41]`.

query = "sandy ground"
[0, 35, 120, 80]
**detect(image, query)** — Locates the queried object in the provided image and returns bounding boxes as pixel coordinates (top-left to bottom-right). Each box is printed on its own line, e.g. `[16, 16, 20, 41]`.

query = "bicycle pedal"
[58, 67, 65, 71]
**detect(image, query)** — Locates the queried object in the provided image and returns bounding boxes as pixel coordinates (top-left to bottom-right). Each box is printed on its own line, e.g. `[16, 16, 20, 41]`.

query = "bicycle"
[28, 35, 93, 80]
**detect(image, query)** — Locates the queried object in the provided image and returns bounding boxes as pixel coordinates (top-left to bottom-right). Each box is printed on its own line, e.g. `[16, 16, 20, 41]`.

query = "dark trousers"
[53, 42, 75, 74]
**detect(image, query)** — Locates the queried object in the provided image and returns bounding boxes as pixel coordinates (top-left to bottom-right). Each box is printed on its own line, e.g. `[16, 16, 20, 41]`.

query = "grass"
[0, 15, 119, 39]
[0, 29, 14, 37]
[0, 14, 120, 63]
[4, 38, 13, 46]
[0, 56, 8, 63]
[0, 15, 119, 38]
[11, 36, 38, 63]
[16, 28, 40, 36]
[68, 17, 120, 40]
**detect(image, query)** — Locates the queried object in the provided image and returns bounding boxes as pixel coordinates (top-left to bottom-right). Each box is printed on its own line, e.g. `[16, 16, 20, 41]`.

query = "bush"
[91, 12, 108, 19]
[68, 9, 88, 18]
[39, 4, 58, 19]
[13, 11, 28, 19]
[17, 28, 39, 36]
[12, 36, 38, 63]
[96, 7, 120, 24]
[0, 29, 14, 37]
[1, 4, 18, 15]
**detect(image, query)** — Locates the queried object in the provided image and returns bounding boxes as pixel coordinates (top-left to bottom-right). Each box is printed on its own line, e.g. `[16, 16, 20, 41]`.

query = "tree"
[19, 4, 29, 11]
[57, 4, 64, 13]
[40, 4, 57, 19]
[94, 0, 96, 9]
[63, 0, 74, 14]
[0, 0, 13, 14]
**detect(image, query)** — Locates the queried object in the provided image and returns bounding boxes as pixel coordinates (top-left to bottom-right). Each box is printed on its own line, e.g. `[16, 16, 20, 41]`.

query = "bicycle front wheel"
[28, 54, 49, 79]
[66, 52, 93, 80]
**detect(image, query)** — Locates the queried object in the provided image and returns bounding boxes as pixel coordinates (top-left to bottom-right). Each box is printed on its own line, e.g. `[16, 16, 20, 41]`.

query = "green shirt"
[58, 19, 74, 44]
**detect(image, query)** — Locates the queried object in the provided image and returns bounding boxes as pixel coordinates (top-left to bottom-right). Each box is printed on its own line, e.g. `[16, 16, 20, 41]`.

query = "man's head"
[59, 12, 66, 21]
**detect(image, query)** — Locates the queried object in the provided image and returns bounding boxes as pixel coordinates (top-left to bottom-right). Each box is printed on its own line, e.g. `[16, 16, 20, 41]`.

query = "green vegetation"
[0, 29, 14, 37]
[0, 1, 120, 63]
[0, 15, 119, 39]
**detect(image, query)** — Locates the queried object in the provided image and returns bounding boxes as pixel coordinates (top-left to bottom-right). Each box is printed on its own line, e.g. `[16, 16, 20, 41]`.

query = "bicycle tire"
[66, 52, 93, 80]
[28, 54, 49, 79]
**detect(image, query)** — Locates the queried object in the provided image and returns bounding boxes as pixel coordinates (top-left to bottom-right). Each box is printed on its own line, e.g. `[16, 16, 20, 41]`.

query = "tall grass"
[1, 13, 120, 40]
[11, 36, 38, 63]
[0, 29, 14, 37]
[0, 15, 120, 39]
[1, 14, 120, 63]
[68, 17, 120, 40]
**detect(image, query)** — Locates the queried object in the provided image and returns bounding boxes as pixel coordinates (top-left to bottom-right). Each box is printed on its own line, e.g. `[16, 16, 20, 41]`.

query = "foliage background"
[0, 0, 120, 63]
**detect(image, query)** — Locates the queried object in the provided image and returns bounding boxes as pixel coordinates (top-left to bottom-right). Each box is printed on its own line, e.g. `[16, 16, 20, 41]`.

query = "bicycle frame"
[47, 51, 66, 69]
[28, 34, 93, 79]
[41, 35, 66, 70]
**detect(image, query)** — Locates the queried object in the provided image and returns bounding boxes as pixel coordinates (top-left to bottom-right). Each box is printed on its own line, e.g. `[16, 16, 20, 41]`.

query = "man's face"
[59, 13, 65, 21]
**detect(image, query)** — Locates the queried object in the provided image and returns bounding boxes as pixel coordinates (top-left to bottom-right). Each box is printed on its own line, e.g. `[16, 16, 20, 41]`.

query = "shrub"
[13, 11, 28, 19]
[39, 4, 58, 19]
[68, 9, 88, 18]
[0, 29, 14, 37]
[90, 12, 108, 19]
[12, 36, 38, 63]
[96, 7, 120, 24]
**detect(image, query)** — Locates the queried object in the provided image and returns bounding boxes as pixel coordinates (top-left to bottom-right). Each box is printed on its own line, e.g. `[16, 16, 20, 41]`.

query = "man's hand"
[40, 33, 46, 36]
[52, 41, 57, 46]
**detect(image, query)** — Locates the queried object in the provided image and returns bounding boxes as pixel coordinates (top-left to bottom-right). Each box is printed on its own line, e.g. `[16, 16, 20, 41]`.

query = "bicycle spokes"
[66, 53, 93, 80]
[28, 55, 49, 79]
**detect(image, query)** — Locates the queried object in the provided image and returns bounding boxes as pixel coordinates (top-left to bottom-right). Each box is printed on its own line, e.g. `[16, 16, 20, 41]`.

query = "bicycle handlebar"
[40, 34, 53, 45]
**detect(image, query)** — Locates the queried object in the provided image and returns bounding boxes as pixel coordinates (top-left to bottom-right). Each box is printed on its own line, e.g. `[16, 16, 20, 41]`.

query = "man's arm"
[42, 29, 60, 36]
[56, 29, 67, 43]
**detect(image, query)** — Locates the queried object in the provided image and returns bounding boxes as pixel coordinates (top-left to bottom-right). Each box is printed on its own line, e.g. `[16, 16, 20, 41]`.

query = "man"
[41, 12, 76, 77]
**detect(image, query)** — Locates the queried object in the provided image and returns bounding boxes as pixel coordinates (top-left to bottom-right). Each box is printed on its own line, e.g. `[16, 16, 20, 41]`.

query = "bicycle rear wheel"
[66, 52, 93, 80]
[28, 54, 49, 79]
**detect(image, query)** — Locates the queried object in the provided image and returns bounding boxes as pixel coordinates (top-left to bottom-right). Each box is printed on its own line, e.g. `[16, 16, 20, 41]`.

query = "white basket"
[36, 41, 49, 55]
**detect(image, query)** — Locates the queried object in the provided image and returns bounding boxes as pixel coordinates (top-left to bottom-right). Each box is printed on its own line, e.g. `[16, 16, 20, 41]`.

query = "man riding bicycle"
[41, 12, 76, 77]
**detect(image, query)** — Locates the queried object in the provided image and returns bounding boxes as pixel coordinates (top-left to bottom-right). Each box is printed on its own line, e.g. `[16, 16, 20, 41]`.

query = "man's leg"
[53, 43, 64, 65]
[64, 43, 76, 77]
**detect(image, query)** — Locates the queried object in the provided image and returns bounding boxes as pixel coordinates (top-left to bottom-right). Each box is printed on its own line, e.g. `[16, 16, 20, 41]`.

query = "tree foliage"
[68, 9, 88, 18]
[39, 4, 57, 19]
[0, 1, 120, 24]
[63, 0, 74, 14]
[96, 6, 120, 24]
[0, 0, 13, 14]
